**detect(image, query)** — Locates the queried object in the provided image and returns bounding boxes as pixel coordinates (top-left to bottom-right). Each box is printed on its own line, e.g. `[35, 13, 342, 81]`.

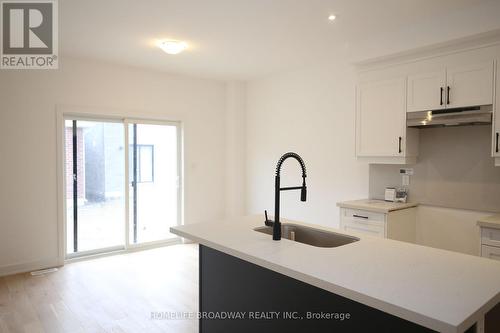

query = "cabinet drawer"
[481, 245, 500, 261]
[343, 221, 385, 238]
[342, 217, 384, 229]
[481, 227, 500, 247]
[343, 208, 385, 222]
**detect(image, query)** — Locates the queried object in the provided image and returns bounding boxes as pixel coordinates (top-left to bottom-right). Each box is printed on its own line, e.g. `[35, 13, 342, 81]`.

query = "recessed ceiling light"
[158, 40, 188, 55]
[328, 14, 336, 21]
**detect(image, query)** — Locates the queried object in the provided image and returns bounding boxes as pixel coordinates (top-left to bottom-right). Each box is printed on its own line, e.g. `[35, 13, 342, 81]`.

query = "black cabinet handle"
[353, 214, 368, 219]
[440, 87, 443, 105]
[398, 136, 402, 154]
[496, 132, 499, 153]
[447, 86, 450, 105]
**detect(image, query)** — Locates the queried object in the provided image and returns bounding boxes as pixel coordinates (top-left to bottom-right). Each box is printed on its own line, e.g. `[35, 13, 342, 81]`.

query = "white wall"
[0, 57, 227, 275]
[246, 61, 368, 227]
[225, 82, 247, 217]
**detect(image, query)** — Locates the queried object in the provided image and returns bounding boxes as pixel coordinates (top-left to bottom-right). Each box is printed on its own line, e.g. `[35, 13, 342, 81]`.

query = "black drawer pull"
[440, 87, 443, 105]
[447, 86, 450, 105]
[353, 214, 369, 219]
[398, 136, 402, 154]
[496, 132, 499, 153]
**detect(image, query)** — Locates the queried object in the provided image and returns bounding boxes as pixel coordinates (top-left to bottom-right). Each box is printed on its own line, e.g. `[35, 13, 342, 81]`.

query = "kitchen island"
[171, 215, 500, 333]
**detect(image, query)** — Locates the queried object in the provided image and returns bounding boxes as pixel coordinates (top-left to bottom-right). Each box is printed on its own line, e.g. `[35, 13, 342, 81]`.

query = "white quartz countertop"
[171, 215, 500, 333]
[337, 199, 418, 213]
[477, 214, 500, 229]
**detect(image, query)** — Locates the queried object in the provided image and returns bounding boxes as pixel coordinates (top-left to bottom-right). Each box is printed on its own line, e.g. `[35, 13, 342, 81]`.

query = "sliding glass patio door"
[128, 122, 180, 244]
[65, 119, 126, 255]
[64, 117, 181, 257]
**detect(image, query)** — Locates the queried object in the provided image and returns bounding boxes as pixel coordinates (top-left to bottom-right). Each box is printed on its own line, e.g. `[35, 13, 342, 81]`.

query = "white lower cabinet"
[481, 245, 500, 262]
[481, 226, 500, 247]
[340, 207, 416, 243]
[480, 226, 500, 261]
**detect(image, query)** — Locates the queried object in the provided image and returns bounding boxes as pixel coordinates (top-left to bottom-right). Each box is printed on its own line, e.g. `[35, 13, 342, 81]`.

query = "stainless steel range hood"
[407, 105, 493, 128]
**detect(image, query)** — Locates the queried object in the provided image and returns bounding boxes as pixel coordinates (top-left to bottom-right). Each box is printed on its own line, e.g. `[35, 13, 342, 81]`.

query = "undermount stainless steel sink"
[254, 223, 359, 248]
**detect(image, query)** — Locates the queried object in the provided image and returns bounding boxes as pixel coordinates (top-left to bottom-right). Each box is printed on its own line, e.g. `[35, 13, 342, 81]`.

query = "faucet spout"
[275, 152, 307, 178]
[268, 152, 308, 241]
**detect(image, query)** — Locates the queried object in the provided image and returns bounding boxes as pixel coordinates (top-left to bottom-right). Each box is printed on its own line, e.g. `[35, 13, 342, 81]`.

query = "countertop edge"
[172, 227, 457, 333]
[477, 214, 500, 229]
[477, 221, 500, 229]
[457, 293, 500, 333]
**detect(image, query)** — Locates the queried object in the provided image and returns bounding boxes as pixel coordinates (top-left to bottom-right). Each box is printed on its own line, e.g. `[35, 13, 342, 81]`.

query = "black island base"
[198, 245, 479, 333]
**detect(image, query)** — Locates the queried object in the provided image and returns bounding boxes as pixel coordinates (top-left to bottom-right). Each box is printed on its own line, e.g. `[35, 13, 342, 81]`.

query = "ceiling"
[60, 0, 500, 80]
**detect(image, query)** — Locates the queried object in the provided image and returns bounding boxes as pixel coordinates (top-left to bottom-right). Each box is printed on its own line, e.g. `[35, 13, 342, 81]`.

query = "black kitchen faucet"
[264, 152, 307, 240]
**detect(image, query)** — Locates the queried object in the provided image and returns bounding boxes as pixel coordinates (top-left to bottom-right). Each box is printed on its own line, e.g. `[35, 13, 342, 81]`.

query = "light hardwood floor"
[0, 244, 198, 333]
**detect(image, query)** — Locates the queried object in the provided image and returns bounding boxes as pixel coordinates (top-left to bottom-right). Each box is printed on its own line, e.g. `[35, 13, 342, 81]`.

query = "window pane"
[139, 145, 154, 182]
[66, 121, 125, 253]
[129, 123, 178, 244]
[65, 120, 75, 254]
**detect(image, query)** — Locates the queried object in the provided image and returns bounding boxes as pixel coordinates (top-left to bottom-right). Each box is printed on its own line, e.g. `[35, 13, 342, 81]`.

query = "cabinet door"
[446, 60, 494, 108]
[407, 70, 446, 112]
[356, 78, 406, 157]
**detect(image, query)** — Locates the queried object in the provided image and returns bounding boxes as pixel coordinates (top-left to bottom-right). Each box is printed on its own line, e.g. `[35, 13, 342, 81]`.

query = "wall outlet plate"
[402, 175, 410, 186]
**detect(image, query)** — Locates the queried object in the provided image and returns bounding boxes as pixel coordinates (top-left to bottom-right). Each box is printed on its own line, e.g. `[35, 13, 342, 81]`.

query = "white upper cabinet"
[407, 61, 494, 112]
[407, 61, 494, 113]
[446, 61, 494, 108]
[407, 70, 446, 112]
[356, 77, 407, 158]
[355, 41, 498, 165]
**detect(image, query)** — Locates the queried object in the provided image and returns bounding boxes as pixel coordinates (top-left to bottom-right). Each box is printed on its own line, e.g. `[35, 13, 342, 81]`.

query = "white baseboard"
[0, 238, 184, 277]
[0, 257, 61, 277]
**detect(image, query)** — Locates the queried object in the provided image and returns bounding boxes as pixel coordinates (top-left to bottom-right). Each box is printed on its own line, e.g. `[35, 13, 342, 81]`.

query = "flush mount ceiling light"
[158, 40, 188, 55]
[328, 14, 336, 21]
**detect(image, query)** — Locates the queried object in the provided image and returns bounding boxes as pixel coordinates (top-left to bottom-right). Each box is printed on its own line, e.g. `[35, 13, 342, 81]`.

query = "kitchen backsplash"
[369, 125, 500, 213]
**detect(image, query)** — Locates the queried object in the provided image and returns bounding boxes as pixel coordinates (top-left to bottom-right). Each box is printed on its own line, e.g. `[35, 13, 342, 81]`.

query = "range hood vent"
[407, 105, 492, 128]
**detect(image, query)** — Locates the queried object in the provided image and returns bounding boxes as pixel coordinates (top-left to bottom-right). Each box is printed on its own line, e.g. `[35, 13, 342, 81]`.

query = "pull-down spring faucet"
[264, 152, 307, 240]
